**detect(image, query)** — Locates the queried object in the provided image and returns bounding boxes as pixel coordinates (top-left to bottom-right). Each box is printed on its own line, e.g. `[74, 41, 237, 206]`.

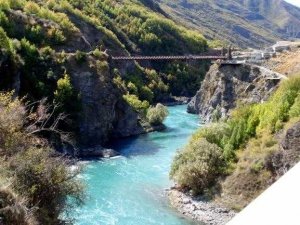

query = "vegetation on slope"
[146, 103, 169, 125]
[0, 0, 209, 222]
[263, 46, 300, 76]
[171, 75, 300, 207]
[0, 0, 208, 119]
[0, 92, 83, 224]
[158, 0, 300, 48]
[59, 0, 208, 97]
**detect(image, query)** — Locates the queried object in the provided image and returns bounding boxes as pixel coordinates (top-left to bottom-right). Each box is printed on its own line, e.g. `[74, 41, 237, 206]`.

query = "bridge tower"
[227, 45, 233, 60]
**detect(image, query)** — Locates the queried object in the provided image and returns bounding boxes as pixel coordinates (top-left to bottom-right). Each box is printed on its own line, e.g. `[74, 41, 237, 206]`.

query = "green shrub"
[0, 10, 11, 31]
[146, 103, 168, 125]
[93, 48, 101, 57]
[96, 60, 109, 73]
[0, 92, 25, 157]
[127, 81, 138, 95]
[289, 94, 300, 118]
[93, 48, 106, 59]
[258, 76, 300, 133]
[170, 138, 225, 195]
[0, 92, 83, 224]
[24, 1, 40, 14]
[26, 25, 43, 43]
[56, 50, 67, 64]
[113, 75, 127, 92]
[47, 27, 66, 44]
[75, 50, 86, 63]
[123, 94, 149, 113]
[11, 147, 84, 224]
[0, 0, 10, 10]
[20, 38, 39, 63]
[145, 69, 158, 80]
[0, 27, 13, 53]
[40, 46, 55, 60]
[7, 0, 25, 9]
[54, 73, 74, 105]
[140, 85, 154, 103]
[191, 123, 231, 149]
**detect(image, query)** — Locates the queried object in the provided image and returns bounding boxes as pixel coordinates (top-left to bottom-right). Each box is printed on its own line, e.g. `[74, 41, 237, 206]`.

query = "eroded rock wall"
[66, 55, 144, 149]
[271, 122, 300, 178]
[187, 63, 283, 122]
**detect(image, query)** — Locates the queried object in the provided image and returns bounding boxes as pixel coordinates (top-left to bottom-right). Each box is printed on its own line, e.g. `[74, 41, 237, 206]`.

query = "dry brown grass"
[216, 132, 279, 210]
[0, 187, 38, 225]
[0, 93, 84, 224]
[264, 47, 300, 76]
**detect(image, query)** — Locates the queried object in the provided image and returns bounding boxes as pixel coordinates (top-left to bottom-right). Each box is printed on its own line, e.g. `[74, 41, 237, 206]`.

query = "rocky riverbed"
[168, 189, 236, 225]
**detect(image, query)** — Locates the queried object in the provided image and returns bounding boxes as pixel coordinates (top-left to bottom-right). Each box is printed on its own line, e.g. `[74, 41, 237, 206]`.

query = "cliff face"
[272, 121, 300, 177]
[187, 63, 285, 122]
[66, 55, 144, 148]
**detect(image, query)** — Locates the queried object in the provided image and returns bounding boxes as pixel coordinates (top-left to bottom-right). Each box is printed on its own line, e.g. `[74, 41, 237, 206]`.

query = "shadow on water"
[72, 105, 205, 225]
[106, 133, 162, 157]
[106, 123, 193, 158]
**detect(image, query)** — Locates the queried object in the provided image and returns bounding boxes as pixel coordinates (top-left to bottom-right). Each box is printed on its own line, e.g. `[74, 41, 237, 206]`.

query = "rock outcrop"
[187, 63, 284, 122]
[270, 121, 300, 178]
[168, 189, 236, 225]
[66, 55, 144, 151]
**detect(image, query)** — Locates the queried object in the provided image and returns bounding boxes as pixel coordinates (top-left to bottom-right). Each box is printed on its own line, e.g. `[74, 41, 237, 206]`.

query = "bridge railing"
[111, 55, 227, 61]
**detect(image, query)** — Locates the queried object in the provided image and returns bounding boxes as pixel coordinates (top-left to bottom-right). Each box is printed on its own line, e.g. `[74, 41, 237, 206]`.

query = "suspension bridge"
[110, 47, 235, 63]
[111, 55, 227, 61]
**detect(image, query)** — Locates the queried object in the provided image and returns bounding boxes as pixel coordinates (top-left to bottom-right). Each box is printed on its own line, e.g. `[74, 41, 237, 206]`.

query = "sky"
[285, 0, 300, 7]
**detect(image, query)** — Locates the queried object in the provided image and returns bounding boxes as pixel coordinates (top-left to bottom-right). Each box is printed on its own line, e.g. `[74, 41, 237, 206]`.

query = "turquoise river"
[73, 105, 201, 225]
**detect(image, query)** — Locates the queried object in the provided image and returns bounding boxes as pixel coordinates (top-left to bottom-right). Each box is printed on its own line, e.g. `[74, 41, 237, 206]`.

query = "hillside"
[157, 0, 300, 48]
[187, 63, 283, 122]
[263, 46, 300, 75]
[171, 73, 300, 223]
[0, 0, 209, 150]
[0, 0, 210, 224]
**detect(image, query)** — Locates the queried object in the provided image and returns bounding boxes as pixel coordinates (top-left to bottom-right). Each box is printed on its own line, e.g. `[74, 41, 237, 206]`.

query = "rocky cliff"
[65, 55, 144, 149]
[271, 121, 300, 178]
[187, 63, 285, 122]
[0, 0, 210, 156]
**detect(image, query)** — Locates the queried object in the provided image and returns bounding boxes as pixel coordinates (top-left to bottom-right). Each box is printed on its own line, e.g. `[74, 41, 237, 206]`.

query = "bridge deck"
[111, 55, 227, 61]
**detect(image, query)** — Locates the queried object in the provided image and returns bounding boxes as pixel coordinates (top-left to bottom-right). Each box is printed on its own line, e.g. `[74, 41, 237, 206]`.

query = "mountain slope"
[0, 0, 209, 148]
[157, 0, 300, 48]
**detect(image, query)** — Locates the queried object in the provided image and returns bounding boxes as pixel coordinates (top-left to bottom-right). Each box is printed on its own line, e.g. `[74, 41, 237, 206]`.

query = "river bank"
[168, 189, 236, 225]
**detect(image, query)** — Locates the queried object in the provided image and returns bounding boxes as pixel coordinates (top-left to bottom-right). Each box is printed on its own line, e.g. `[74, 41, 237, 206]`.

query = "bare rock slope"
[66, 55, 144, 150]
[187, 63, 285, 122]
[168, 189, 236, 225]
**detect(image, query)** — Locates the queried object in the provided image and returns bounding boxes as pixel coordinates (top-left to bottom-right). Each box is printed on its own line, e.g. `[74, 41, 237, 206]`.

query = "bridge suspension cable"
[110, 46, 233, 61]
[111, 55, 227, 61]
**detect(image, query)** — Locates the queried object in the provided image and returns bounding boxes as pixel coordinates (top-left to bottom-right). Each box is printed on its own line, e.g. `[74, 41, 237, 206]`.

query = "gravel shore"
[168, 189, 236, 225]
